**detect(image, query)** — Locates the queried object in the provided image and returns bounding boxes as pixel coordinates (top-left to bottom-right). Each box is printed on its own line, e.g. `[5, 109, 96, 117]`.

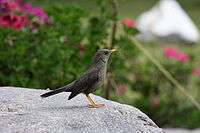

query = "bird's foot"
[89, 104, 105, 108]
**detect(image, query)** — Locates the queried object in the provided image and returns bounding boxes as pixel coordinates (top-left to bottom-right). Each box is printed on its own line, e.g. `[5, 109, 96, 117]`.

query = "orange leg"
[86, 94, 105, 108]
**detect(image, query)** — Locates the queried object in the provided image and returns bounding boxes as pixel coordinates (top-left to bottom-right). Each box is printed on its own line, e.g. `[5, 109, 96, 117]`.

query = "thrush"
[41, 49, 116, 108]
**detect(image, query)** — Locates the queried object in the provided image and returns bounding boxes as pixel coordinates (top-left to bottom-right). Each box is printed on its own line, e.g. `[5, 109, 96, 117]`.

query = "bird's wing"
[72, 68, 99, 93]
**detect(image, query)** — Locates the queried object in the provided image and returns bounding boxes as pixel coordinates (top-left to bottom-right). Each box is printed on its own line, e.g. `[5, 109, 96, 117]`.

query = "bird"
[40, 49, 116, 108]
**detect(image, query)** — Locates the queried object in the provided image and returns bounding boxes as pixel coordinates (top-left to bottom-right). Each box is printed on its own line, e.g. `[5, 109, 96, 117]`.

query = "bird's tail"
[40, 84, 73, 98]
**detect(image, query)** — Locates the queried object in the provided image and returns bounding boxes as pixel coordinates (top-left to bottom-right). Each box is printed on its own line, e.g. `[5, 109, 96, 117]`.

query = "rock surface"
[0, 87, 164, 133]
[165, 128, 200, 133]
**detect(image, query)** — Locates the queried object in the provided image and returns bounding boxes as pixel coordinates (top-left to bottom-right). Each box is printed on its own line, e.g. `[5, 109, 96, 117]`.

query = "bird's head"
[93, 49, 116, 64]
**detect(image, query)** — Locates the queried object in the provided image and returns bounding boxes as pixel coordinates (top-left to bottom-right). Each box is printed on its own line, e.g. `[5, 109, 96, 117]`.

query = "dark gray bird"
[41, 49, 116, 108]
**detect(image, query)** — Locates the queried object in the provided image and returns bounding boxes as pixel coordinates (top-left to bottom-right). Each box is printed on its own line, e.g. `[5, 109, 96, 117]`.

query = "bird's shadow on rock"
[39, 105, 90, 111]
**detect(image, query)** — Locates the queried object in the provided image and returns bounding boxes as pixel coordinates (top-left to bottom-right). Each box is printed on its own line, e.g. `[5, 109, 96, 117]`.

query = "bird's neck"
[92, 62, 106, 70]
[93, 56, 107, 64]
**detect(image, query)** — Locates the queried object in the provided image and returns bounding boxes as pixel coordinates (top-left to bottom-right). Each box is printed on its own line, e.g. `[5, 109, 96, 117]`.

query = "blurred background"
[0, 0, 200, 132]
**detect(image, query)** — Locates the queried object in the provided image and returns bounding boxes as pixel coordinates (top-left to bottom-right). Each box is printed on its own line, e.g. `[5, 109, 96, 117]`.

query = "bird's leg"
[86, 94, 105, 108]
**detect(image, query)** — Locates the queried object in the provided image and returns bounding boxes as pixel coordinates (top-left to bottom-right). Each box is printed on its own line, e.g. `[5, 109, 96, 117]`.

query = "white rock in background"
[137, 0, 200, 43]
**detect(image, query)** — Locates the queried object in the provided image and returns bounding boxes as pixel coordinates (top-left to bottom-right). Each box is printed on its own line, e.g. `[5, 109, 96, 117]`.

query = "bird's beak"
[110, 49, 116, 53]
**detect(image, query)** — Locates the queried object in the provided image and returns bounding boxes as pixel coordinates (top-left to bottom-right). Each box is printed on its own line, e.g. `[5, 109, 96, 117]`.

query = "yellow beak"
[110, 49, 116, 52]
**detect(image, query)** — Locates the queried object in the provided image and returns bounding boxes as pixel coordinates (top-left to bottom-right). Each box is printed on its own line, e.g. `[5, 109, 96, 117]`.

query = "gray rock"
[0, 87, 164, 133]
[165, 128, 200, 133]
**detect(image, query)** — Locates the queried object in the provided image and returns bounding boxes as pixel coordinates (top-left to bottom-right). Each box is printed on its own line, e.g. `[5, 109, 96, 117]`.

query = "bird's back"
[71, 63, 106, 95]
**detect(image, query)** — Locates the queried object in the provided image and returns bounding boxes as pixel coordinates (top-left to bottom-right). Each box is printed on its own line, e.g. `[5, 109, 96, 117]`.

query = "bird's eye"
[104, 51, 109, 55]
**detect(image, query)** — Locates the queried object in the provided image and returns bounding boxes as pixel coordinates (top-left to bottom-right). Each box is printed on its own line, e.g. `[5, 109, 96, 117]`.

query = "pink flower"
[116, 84, 127, 96]
[1, 1, 49, 22]
[163, 47, 189, 62]
[13, 16, 28, 29]
[22, 3, 32, 12]
[176, 52, 189, 62]
[0, 15, 10, 28]
[0, 0, 49, 29]
[31, 7, 48, 21]
[0, 0, 6, 3]
[5, 1, 19, 10]
[121, 18, 136, 28]
[192, 68, 200, 77]
[0, 14, 28, 30]
[164, 48, 178, 58]
[23, 4, 48, 23]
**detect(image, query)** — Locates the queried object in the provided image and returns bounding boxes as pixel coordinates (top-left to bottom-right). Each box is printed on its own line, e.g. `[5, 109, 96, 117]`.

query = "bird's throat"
[100, 58, 106, 63]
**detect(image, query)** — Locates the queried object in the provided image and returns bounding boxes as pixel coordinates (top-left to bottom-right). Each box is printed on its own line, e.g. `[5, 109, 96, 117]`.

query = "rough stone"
[0, 87, 164, 133]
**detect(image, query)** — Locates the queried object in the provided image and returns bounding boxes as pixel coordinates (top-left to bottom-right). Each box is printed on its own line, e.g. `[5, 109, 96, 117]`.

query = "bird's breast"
[98, 67, 107, 85]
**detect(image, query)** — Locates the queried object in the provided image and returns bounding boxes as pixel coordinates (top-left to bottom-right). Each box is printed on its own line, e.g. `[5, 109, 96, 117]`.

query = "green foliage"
[0, 6, 89, 88]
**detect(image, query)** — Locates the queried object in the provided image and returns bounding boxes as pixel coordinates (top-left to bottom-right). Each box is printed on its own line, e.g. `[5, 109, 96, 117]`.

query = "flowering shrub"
[0, 5, 88, 88]
[121, 18, 139, 36]
[121, 18, 136, 28]
[0, 14, 28, 29]
[23, 3, 48, 23]
[0, 0, 48, 30]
